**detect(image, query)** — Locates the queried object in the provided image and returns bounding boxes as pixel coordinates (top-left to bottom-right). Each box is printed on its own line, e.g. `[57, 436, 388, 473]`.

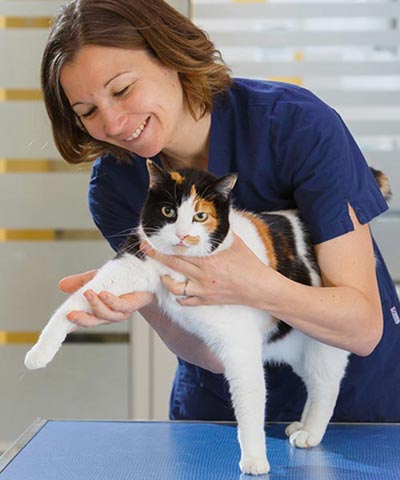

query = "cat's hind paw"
[289, 430, 321, 449]
[239, 456, 270, 475]
[24, 343, 58, 370]
[285, 421, 303, 438]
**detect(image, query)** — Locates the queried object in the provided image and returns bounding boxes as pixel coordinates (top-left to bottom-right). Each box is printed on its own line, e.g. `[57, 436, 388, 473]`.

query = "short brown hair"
[42, 0, 232, 164]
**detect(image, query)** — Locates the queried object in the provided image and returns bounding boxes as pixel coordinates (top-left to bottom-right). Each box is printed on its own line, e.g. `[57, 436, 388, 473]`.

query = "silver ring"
[183, 279, 189, 297]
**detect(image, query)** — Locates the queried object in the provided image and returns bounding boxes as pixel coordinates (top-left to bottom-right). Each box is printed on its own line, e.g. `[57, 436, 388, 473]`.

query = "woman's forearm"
[139, 303, 224, 373]
[256, 268, 383, 357]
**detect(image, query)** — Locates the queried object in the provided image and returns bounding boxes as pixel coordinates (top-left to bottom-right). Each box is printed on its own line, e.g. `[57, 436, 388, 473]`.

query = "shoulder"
[220, 79, 339, 134]
[228, 78, 330, 115]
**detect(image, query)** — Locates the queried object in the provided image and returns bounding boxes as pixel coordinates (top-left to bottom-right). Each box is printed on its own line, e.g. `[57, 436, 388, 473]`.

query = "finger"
[83, 290, 130, 323]
[67, 311, 109, 328]
[98, 291, 147, 314]
[141, 243, 202, 274]
[59, 270, 97, 293]
[177, 296, 205, 307]
[161, 275, 191, 296]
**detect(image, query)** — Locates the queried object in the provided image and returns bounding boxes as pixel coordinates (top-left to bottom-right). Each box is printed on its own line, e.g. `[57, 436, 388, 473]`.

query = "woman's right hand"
[58, 270, 155, 327]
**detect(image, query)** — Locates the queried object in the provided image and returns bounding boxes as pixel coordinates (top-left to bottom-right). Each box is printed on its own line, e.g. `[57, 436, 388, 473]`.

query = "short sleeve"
[89, 158, 140, 252]
[271, 91, 389, 244]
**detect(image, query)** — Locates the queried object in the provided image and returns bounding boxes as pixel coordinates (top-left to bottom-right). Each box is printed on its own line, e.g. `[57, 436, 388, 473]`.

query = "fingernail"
[85, 292, 93, 301]
[99, 292, 108, 301]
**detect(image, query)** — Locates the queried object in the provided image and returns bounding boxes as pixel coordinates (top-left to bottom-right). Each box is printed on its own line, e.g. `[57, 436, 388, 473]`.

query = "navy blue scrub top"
[89, 78, 400, 422]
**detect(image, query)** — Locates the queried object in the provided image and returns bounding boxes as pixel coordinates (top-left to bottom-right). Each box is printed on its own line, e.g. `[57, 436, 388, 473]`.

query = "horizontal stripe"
[232, 0, 266, 4]
[229, 60, 400, 77]
[0, 331, 39, 345]
[0, 331, 129, 345]
[0, 89, 42, 101]
[195, 3, 400, 18]
[268, 76, 303, 86]
[0, 158, 92, 173]
[0, 16, 51, 29]
[0, 230, 102, 241]
[210, 31, 400, 48]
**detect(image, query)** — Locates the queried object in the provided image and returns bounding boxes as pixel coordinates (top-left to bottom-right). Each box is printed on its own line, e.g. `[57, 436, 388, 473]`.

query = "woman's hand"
[58, 270, 155, 328]
[142, 235, 272, 308]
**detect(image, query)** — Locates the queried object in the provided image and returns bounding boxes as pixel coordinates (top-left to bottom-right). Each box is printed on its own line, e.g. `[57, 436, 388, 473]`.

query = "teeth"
[125, 118, 147, 141]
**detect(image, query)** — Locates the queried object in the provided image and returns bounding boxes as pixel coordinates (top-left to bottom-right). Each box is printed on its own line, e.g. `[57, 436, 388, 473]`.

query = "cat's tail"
[370, 167, 392, 201]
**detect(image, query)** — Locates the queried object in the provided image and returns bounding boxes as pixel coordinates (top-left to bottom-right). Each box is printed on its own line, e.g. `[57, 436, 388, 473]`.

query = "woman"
[43, 0, 400, 422]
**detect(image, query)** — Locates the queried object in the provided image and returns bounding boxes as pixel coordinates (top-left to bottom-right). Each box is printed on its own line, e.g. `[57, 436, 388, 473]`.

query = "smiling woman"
[41, 0, 231, 164]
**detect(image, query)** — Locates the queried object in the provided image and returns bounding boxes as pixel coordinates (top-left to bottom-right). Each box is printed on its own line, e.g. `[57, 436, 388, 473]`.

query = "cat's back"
[230, 208, 320, 287]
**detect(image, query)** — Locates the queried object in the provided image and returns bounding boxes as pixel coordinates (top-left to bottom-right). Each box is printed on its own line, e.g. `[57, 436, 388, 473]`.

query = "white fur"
[24, 200, 349, 475]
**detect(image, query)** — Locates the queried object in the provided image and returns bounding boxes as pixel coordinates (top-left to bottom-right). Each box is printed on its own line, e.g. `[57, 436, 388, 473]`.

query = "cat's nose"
[177, 234, 188, 241]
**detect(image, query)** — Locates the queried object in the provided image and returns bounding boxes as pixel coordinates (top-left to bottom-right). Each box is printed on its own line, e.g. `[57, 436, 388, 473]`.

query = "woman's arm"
[147, 206, 383, 357]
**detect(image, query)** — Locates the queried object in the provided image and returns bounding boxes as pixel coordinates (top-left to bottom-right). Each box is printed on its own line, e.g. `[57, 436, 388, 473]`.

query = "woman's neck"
[161, 110, 211, 171]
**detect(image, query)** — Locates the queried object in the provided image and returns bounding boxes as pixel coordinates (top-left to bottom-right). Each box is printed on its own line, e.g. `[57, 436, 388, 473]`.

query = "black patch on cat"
[115, 232, 145, 260]
[259, 212, 319, 344]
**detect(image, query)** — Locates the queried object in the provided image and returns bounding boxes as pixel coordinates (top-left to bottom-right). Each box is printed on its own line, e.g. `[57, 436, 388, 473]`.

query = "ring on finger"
[183, 279, 190, 297]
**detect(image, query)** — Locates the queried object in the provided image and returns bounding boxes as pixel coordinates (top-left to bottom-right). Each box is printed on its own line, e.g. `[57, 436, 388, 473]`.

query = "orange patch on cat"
[240, 212, 277, 270]
[194, 198, 219, 233]
[185, 235, 201, 246]
[170, 172, 185, 184]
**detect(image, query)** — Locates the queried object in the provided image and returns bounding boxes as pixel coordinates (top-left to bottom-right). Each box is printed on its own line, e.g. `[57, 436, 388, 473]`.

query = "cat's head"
[140, 160, 237, 256]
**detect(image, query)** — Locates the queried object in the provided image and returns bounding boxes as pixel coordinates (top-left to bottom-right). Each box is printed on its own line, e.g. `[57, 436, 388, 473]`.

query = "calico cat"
[24, 160, 391, 475]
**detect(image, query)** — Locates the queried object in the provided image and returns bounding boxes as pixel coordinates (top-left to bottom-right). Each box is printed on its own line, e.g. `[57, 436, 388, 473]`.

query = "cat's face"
[140, 160, 237, 256]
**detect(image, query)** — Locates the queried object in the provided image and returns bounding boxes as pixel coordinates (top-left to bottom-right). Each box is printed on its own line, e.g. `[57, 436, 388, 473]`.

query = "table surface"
[1, 420, 400, 479]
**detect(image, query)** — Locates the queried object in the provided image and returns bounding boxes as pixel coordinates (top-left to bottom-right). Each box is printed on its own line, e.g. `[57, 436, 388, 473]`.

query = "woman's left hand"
[141, 234, 272, 307]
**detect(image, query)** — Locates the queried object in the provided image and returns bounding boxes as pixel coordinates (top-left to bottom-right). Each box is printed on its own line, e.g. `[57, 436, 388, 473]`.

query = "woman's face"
[60, 45, 185, 158]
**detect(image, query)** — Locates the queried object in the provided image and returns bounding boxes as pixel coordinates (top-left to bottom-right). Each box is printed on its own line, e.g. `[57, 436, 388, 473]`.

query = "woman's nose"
[102, 108, 127, 138]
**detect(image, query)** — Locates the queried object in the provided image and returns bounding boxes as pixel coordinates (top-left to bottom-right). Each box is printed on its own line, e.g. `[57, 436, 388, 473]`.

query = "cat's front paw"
[289, 430, 321, 448]
[24, 343, 58, 370]
[239, 455, 270, 475]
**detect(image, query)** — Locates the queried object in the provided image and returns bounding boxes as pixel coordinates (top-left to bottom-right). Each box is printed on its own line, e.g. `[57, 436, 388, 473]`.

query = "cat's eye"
[193, 212, 209, 223]
[161, 206, 176, 218]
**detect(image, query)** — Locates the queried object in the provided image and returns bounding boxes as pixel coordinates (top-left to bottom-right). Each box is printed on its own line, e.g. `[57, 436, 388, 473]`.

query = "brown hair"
[42, 0, 232, 164]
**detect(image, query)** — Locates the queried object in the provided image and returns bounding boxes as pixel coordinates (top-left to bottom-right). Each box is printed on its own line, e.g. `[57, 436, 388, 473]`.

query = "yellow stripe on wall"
[0, 89, 42, 101]
[269, 76, 304, 86]
[0, 159, 92, 173]
[233, 0, 266, 3]
[0, 332, 39, 345]
[0, 230, 102, 241]
[0, 331, 129, 345]
[0, 16, 51, 29]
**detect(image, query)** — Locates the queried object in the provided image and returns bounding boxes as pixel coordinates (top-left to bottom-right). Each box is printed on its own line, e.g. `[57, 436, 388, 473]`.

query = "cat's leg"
[25, 254, 158, 369]
[287, 345, 349, 448]
[220, 335, 270, 475]
[285, 398, 310, 438]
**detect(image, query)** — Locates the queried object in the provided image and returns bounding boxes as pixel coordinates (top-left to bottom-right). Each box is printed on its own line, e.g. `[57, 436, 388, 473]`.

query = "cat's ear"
[146, 159, 166, 189]
[214, 173, 238, 200]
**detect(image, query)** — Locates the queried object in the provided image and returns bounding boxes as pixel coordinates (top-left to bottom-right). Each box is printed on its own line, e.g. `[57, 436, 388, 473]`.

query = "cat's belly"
[158, 289, 275, 346]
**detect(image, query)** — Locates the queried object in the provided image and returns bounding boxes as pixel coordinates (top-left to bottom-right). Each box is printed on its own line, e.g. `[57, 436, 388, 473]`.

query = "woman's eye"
[161, 206, 176, 218]
[80, 107, 96, 119]
[114, 86, 129, 97]
[193, 212, 209, 222]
